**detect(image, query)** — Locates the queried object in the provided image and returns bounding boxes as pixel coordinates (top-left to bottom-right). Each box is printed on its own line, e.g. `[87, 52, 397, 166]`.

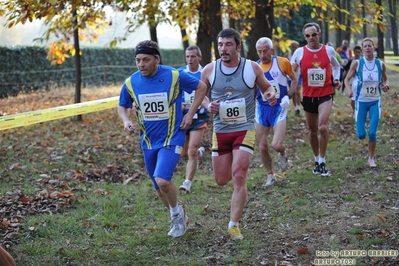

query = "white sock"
[318, 157, 326, 164]
[228, 221, 239, 229]
[314, 155, 319, 162]
[170, 205, 180, 216]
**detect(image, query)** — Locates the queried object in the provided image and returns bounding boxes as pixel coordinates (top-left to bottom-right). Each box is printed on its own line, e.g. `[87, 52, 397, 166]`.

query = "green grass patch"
[1, 81, 398, 265]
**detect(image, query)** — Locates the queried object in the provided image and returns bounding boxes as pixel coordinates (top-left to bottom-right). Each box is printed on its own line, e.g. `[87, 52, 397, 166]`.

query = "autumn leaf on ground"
[50, 191, 60, 199]
[357, 234, 366, 239]
[378, 231, 388, 238]
[377, 214, 386, 222]
[39, 189, 49, 198]
[206, 183, 216, 188]
[82, 220, 91, 227]
[64, 146, 73, 156]
[123, 177, 133, 185]
[93, 189, 112, 195]
[297, 247, 308, 255]
[9, 163, 24, 170]
[2, 221, 10, 227]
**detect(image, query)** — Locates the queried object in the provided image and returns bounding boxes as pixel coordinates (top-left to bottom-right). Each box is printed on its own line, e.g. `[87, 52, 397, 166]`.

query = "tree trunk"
[148, 12, 158, 44]
[376, 0, 384, 59]
[150, 26, 158, 43]
[197, 0, 212, 65]
[361, 0, 367, 38]
[149, 23, 158, 44]
[335, 0, 343, 47]
[209, 0, 222, 60]
[385, 25, 392, 50]
[322, 8, 329, 44]
[229, 18, 237, 29]
[343, 0, 351, 42]
[247, 0, 274, 61]
[388, 0, 398, 55]
[73, 9, 82, 121]
[180, 27, 189, 52]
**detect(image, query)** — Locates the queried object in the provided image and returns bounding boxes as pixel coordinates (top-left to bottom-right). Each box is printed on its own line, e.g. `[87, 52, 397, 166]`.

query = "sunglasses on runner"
[305, 33, 318, 38]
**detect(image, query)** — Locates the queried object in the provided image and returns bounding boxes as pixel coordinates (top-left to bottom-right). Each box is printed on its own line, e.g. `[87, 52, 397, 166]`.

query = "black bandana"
[135, 46, 160, 57]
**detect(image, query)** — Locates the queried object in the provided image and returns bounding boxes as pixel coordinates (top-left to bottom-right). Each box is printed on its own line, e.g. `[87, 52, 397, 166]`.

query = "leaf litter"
[0, 86, 398, 265]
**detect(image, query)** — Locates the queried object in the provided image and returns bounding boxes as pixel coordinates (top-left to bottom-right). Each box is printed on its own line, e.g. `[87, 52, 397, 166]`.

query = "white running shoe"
[368, 157, 377, 168]
[168, 206, 189, 238]
[265, 174, 276, 187]
[179, 180, 192, 193]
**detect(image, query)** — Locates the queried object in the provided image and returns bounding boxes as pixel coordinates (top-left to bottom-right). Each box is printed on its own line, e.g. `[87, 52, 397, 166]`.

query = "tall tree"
[209, 0, 223, 61]
[375, 0, 384, 59]
[343, 0, 351, 42]
[196, 0, 213, 65]
[335, 0, 344, 46]
[247, 0, 274, 60]
[388, 0, 398, 55]
[361, 0, 367, 38]
[0, 0, 113, 121]
[322, 8, 329, 44]
[224, 0, 255, 56]
[117, 0, 173, 48]
[72, 7, 82, 121]
[167, 0, 196, 53]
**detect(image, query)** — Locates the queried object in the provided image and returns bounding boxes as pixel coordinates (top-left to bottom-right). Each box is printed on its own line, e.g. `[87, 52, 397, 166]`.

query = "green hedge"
[0, 46, 185, 98]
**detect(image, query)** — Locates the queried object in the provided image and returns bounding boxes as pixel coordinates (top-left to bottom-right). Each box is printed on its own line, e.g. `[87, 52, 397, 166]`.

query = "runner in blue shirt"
[178, 45, 209, 193]
[118, 40, 208, 238]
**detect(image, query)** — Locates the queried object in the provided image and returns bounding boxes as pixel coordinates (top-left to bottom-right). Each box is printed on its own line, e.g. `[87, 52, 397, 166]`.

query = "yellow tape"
[0, 96, 119, 131]
[385, 63, 399, 73]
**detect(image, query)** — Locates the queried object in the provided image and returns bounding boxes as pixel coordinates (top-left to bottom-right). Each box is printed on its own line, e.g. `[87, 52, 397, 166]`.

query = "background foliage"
[0, 46, 185, 99]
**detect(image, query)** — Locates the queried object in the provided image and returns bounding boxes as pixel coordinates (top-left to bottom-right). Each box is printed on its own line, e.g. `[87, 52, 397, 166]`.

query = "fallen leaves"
[93, 188, 112, 195]
[65, 164, 146, 184]
[358, 234, 367, 239]
[376, 214, 386, 222]
[296, 247, 308, 255]
[8, 163, 26, 170]
[0, 189, 75, 247]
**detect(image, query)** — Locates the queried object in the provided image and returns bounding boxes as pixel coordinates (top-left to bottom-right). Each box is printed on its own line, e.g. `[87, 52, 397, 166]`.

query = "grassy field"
[0, 70, 398, 266]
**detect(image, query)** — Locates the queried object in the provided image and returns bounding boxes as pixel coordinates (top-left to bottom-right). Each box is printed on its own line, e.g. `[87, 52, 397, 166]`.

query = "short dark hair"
[302, 22, 321, 35]
[217, 28, 241, 46]
[354, 45, 362, 51]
